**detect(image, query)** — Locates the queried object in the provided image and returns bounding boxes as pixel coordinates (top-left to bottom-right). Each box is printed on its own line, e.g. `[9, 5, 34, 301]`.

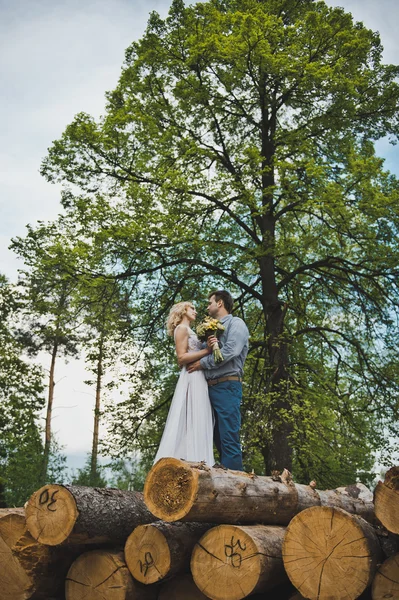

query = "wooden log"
[371, 553, 399, 599]
[282, 506, 386, 600]
[144, 457, 374, 524]
[25, 483, 156, 546]
[374, 466, 399, 534]
[0, 507, 24, 517]
[65, 549, 158, 600]
[125, 521, 213, 584]
[0, 510, 80, 600]
[158, 573, 209, 600]
[191, 524, 287, 600]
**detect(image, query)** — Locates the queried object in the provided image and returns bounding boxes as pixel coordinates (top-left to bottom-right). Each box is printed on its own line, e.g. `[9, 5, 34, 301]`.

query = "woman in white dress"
[154, 301, 215, 466]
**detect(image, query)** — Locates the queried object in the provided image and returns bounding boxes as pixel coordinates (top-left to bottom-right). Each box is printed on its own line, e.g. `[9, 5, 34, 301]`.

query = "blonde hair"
[166, 301, 193, 336]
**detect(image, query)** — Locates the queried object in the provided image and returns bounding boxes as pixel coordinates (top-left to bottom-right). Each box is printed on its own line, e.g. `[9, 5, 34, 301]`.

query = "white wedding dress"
[154, 325, 215, 465]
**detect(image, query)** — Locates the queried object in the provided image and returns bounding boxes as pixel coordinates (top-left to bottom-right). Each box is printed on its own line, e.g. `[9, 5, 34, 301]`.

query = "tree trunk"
[282, 506, 393, 600]
[25, 484, 156, 546]
[125, 521, 213, 584]
[65, 549, 157, 600]
[41, 341, 58, 484]
[371, 553, 399, 600]
[90, 335, 104, 484]
[144, 458, 374, 524]
[374, 466, 399, 534]
[263, 301, 292, 474]
[158, 574, 209, 600]
[0, 510, 81, 600]
[257, 89, 293, 474]
[191, 524, 287, 600]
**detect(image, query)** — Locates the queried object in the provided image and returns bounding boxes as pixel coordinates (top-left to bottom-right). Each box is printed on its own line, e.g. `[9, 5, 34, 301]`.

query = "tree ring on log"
[371, 553, 399, 599]
[125, 524, 171, 584]
[25, 484, 78, 545]
[65, 550, 135, 600]
[0, 514, 32, 600]
[191, 525, 267, 600]
[144, 458, 199, 521]
[283, 506, 382, 600]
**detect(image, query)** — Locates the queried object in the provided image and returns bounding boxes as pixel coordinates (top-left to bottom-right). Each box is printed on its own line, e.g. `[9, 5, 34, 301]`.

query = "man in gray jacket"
[187, 290, 249, 470]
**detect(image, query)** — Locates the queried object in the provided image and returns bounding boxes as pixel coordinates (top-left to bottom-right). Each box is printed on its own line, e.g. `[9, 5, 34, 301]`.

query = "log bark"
[144, 458, 375, 524]
[374, 466, 399, 534]
[191, 524, 287, 600]
[282, 506, 388, 600]
[158, 573, 209, 600]
[0, 510, 80, 600]
[0, 507, 24, 517]
[125, 521, 213, 584]
[371, 553, 399, 599]
[25, 484, 156, 546]
[65, 549, 158, 600]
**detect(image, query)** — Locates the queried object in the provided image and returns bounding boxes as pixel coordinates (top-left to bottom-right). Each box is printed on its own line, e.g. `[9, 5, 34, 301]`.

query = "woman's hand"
[207, 335, 218, 349]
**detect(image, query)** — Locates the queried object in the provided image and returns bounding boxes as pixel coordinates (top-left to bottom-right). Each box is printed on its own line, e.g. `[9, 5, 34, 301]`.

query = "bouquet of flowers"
[196, 316, 225, 363]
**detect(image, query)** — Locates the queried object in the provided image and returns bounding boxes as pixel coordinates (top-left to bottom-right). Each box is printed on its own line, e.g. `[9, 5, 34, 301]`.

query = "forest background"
[1, 0, 399, 506]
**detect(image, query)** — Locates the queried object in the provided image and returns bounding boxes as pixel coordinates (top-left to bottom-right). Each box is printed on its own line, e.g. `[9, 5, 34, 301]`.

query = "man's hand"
[187, 360, 203, 373]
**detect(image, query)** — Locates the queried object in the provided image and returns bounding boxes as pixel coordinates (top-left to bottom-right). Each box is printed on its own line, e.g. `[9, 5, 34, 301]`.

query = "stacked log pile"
[141, 458, 399, 600]
[2, 461, 397, 599]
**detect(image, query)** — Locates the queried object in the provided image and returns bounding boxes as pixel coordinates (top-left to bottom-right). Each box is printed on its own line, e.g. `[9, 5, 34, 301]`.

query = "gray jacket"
[200, 314, 249, 380]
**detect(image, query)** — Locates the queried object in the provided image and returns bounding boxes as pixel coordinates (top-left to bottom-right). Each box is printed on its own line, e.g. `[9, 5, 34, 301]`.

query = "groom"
[188, 290, 249, 471]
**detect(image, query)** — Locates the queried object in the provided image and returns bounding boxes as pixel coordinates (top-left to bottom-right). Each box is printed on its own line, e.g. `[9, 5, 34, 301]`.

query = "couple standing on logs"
[154, 290, 249, 471]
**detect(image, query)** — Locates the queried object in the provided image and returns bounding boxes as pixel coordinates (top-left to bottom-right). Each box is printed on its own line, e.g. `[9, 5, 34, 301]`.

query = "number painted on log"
[38, 488, 59, 512]
[224, 536, 247, 568]
[138, 552, 155, 577]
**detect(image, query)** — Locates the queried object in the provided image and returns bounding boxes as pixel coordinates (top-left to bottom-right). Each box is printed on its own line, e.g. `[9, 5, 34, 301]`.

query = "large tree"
[78, 275, 135, 485]
[11, 222, 80, 484]
[40, 0, 399, 479]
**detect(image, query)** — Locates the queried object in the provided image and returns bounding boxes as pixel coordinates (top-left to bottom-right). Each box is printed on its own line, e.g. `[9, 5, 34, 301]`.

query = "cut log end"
[143, 457, 199, 521]
[374, 470, 399, 535]
[283, 506, 382, 600]
[66, 550, 156, 600]
[371, 553, 399, 600]
[0, 512, 26, 547]
[25, 484, 78, 545]
[125, 524, 171, 584]
[383, 466, 399, 490]
[0, 511, 59, 600]
[191, 525, 261, 600]
[191, 524, 285, 600]
[0, 523, 32, 600]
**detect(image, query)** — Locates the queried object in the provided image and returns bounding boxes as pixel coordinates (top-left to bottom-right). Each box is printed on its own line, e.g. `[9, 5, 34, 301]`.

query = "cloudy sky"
[1, 0, 398, 464]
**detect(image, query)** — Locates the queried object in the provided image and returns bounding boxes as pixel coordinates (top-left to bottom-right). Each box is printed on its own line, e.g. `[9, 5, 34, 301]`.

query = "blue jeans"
[208, 381, 243, 471]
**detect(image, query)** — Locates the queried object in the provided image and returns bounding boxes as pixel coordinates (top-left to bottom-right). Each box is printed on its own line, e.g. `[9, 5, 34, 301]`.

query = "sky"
[1, 0, 398, 466]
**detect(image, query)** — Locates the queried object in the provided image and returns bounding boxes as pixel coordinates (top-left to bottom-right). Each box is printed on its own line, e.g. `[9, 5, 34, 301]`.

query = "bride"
[154, 301, 215, 466]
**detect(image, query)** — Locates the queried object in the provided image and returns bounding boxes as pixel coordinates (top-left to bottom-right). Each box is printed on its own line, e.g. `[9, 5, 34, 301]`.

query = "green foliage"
[16, 0, 399, 483]
[70, 454, 108, 488]
[107, 457, 149, 492]
[0, 275, 52, 505]
[10, 221, 81, 359]
[4, 434, 67, 506]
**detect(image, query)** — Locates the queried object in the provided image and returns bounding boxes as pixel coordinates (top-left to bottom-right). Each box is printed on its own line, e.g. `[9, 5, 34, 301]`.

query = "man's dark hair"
[209, 290, 234, 313]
